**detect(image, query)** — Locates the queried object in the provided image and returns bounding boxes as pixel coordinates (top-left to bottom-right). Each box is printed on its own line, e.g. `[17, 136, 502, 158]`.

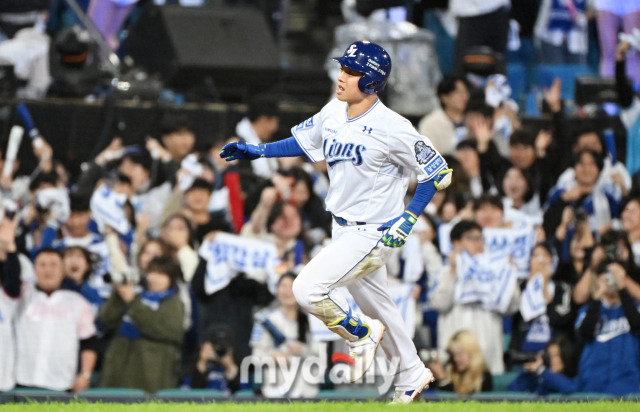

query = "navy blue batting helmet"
[332, 41, 391, 95]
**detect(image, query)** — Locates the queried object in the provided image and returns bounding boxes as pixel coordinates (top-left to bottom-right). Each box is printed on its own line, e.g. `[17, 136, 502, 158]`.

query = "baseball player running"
[220, 41, 452, 403]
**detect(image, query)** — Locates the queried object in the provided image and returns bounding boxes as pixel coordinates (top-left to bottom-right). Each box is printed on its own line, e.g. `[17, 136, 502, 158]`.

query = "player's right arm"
[219, 137, 306, 161]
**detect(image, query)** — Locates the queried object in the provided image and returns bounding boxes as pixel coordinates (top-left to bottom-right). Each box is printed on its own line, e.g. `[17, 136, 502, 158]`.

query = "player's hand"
[219, 141, 265, 161]
[434, 168, 453, 191]
[377, 211, 417, 248]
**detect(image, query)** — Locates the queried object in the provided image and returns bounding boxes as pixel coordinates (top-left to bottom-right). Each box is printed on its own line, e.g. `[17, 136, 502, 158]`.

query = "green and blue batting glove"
[434, 168, 453, 191]
[377, 210, 418, 248]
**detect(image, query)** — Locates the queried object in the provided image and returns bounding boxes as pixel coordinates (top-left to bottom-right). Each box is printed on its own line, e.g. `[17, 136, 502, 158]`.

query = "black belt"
[332, 214, 366, 226]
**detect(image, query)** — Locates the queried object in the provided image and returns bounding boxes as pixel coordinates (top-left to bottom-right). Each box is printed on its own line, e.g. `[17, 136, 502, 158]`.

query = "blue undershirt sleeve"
[263, 137, 306, 158]
[406, 181, 437, 217]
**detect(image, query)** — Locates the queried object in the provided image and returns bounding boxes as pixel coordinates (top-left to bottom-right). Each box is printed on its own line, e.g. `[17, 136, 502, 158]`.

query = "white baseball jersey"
[15, 283, 96, 390]
[0, 290, 18, 391]
[291, 98, 447, 224]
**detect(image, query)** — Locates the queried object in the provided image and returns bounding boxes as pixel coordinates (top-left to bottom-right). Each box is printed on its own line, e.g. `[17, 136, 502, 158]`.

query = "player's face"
[336, 66, 366, 103]
[35, 252, 65, 292]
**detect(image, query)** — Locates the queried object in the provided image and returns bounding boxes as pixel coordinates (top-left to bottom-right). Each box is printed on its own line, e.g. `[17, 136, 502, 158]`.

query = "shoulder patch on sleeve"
[424, 154, 446, 178]
[295, 116, 315, 131]
[414, 141, 435, 165]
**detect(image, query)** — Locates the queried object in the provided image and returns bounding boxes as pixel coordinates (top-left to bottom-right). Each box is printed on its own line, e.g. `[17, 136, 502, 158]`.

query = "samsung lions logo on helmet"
[414, 141, 434, 165]
[346, 44, 358, 57]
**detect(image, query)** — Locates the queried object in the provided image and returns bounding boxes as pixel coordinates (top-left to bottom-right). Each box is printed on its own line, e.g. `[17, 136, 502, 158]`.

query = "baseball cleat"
[347, 319, 385, 383]
[390, 368, 435, 404]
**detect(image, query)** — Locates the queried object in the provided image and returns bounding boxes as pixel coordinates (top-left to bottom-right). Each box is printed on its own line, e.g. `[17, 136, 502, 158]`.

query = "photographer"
[573, 231, 640, 305]
[98, 256, 184, 393]
[508, 336, 578, 395]
[182, 326, 239, 393]
[574, 260, 640, 395]
[426, 330, 493, 395]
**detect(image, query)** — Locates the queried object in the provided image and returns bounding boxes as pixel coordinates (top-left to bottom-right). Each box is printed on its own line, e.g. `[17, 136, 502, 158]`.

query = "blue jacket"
[575, 292, 640, 396]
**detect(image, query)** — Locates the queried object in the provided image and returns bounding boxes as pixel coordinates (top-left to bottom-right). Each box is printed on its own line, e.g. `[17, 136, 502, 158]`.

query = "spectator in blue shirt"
[575, 260, 640, 395]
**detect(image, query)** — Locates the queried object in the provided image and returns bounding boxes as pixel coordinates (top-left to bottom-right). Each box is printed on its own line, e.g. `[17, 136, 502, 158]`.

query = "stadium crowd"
[1, 0, 640, 400]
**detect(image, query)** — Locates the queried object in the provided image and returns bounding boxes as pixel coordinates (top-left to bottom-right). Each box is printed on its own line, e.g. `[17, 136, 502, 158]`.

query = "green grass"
[0, 402, 634, 412]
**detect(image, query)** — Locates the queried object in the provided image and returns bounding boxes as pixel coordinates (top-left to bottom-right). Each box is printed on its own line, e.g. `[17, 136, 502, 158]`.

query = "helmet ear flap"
[358, 73, 378, 95]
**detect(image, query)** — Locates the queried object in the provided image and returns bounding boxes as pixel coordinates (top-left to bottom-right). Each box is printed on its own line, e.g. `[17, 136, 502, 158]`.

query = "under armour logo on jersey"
[346, 44, 358, 57]
[362, 126, 372, 134]
[323, 138, 367, 167]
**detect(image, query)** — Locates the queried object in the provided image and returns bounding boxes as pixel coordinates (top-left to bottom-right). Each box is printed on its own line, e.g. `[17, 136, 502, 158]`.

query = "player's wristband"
[406, 181, 436, 217]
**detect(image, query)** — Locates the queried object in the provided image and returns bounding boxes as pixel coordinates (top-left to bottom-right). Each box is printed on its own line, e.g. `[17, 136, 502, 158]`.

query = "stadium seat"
[155, 388, 229, 401]
[233, 389, 257, 398]
[6, 388, 73, 402]
[532, 64, 595, 101]
[79, 388, 147, 396]
[492, 371, 519, 392]
[5, 387, 65, 393]
[78, 388, 148, 402]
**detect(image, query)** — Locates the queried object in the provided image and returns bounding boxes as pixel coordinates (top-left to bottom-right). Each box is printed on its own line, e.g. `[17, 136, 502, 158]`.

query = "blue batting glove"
[377, 210, 418, 248]
[219, 141, 265, 161]
[434, 168, 453, 191]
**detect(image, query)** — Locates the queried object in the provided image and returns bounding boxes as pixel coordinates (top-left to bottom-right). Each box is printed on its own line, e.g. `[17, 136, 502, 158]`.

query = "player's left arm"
[378, 124, 452, 248]
[378, 169, 452, 247]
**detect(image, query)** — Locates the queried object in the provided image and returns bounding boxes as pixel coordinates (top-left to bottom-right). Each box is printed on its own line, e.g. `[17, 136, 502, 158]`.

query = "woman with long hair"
[429, 330, 493, 395]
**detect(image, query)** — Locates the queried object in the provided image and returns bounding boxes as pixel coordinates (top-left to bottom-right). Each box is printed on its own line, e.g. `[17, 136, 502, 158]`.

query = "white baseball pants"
[292, 221, 426, 389]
